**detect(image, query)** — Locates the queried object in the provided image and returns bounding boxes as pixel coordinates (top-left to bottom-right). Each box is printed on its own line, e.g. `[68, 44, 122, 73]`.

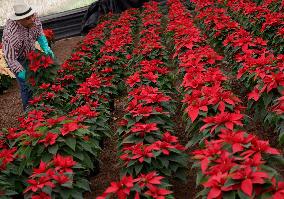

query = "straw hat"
[9, 0, 35, 21]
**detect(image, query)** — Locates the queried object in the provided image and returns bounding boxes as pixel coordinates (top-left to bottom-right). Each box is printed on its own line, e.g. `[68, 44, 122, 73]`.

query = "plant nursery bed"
[0, 0, 284, 198]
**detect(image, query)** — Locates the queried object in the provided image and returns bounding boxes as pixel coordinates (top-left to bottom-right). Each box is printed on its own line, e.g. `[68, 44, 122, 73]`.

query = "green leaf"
[263, 93, 273, 107]
[122, 135, 142, 144]
[237, 189, 250, 199]
[279, 131, 284, 145]
[260, 192, 273, 199]
[41, 153, 53, 162]
[73, 152, 84, 160]
[186, 132, 207, 148]
[160, 157, 169, 168]
[17, 159, 27, 176]
[196, 171, 206, 186]
[77, 128, 91, 135]
[71, 190, 84, 199]
[144, 157, 151, 164]
[75, 179, 91, 191]
[196, 188, 209, 199]
[83, 153, 94, 169]
[19, 146, 32, 159]
[80, 141, 99, 155]
[223, 191, 236, 199]
[144, 135, 156, 143]
[66, 137, 76, 151]
[175, 168, 187, 181]
[48, 144, 58, 155]
[134, 164, 143, 175]
[59, 189, 71, 199]
[36, 126, 49, 133]
[42, 186, 52, 195]
[224, 178, 238, 187]
[3, 190, 18, 196]
[127, 160, 137, 168]
[37, 145, 45, 155]
[260, 165, 278, 177]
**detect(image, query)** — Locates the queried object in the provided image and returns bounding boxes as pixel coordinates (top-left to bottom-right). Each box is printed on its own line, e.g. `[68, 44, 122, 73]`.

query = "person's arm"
[37, 35, 54, 58]
[33, 14, 44, 38]
[2, 23, 25, 77]
[34, 15, 54, 58]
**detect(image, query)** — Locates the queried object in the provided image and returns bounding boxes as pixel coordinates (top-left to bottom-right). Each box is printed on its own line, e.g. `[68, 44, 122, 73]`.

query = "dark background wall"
[0, 0, 168, 42]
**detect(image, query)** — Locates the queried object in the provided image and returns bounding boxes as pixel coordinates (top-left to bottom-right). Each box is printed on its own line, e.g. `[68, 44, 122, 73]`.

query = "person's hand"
[46, 49, 55, 59]
[18, 70, 26, 80]
[37, 35, 55, 59]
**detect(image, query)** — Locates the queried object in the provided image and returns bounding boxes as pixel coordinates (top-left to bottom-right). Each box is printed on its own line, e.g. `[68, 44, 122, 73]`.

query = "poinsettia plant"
[43, 29, 55, 45]
[26, 50, 58, 90]
[97, 172, 174, 199]
[24, 154, 91, 199]
[193, 129, 284, 199]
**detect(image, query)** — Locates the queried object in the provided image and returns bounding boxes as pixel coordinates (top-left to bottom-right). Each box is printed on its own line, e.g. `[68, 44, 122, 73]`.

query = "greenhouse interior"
[0, 0, 95, 25]
[0, 0, 284, 198]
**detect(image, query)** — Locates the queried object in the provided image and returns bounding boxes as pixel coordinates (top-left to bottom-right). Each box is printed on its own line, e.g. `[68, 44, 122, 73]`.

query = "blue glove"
[37, 35, 55, 58]
[48, 50, 55, 59]
[18, 70, 26, 80]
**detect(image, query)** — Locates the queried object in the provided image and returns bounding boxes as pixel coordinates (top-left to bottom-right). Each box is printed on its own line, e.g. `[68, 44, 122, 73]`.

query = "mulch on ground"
[0, 80, 22, 129]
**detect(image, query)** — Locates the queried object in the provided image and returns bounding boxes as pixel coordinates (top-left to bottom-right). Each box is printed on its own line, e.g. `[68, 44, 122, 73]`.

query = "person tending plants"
[2, 0, 54, 110]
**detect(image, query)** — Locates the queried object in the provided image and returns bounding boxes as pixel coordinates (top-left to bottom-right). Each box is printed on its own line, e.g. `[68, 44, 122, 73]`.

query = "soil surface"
[0, 80, 22, 129]
[86, 98, 125, 198]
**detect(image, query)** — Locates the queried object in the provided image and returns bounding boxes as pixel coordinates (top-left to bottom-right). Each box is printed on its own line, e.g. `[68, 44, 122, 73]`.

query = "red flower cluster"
[27, 51, 54, 72]
[133, 4, 163, 55]
[43, 29, 55, 43]
[0, 147, 17, 170]
[97, 172, 172, 199]
[24, 155, 76, 198]
[190, 0, 284, 152]
[193, 129, 280, 198]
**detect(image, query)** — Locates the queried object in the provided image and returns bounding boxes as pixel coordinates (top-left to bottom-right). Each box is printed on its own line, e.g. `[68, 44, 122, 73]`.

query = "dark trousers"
[16, 59, 33, 111]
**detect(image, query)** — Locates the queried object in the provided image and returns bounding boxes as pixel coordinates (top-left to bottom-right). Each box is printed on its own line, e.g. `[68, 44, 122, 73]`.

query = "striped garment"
[2, 15, 43, 74]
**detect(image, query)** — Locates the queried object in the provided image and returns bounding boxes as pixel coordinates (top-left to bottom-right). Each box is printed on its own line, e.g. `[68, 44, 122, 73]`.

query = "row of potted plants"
[0, 13, 122, 198]
[167, 0, 284, 198]
[220, 0, 284, 54]
[98, 1, 188, 198]
[189, 0, 284, 144]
